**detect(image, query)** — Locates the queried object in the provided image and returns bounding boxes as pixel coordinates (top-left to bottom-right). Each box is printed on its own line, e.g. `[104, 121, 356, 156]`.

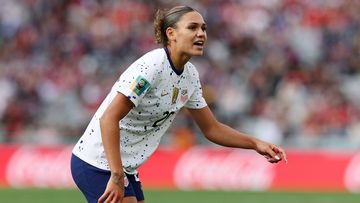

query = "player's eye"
[187, 25, 197, 31]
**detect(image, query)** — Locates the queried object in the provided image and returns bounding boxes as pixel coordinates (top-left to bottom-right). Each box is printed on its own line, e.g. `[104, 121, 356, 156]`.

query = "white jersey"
[72, 48, 207, 173]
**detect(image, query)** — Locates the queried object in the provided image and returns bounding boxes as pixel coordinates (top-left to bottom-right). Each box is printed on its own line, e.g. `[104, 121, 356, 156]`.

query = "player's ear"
[166, 27, 176, 43]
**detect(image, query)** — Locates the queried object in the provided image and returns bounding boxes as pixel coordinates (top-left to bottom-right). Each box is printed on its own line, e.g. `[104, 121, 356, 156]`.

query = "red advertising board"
[0, 144, 75, 188]
[0, 144, 359, 192]
[271, 150, 354, 191]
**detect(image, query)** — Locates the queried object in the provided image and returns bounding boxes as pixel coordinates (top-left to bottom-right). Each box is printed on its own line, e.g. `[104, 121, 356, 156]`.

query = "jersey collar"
[164, 47, 183, 76]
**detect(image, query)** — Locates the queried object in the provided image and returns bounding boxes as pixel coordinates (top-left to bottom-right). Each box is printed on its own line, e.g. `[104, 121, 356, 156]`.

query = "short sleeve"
[114, 58, 156, 107]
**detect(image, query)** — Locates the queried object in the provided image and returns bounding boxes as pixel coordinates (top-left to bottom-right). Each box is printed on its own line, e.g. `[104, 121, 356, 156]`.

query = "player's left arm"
[187, 106, 288, 163]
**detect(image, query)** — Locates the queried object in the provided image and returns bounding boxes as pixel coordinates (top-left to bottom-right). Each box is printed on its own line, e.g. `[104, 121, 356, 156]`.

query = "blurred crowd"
[0, 0, 360, 149]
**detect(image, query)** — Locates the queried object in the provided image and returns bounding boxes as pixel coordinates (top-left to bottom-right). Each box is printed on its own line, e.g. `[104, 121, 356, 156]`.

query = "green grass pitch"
[0, 188, 359, 203]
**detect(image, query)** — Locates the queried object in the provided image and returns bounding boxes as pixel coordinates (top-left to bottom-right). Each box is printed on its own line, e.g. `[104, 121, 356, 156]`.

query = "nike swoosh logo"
[161, 92, 169, 97]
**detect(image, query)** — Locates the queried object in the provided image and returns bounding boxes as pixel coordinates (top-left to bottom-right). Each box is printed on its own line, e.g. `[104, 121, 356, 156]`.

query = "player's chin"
[191, 48, 205, 56]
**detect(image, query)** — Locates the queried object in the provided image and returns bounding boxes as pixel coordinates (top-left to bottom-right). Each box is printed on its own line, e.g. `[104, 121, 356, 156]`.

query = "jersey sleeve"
[114, 56, 156, 107]
[184, 74, 207, 109]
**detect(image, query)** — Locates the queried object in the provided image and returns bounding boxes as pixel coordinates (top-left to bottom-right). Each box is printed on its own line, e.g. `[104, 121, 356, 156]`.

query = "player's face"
[171, 11, 207, 56]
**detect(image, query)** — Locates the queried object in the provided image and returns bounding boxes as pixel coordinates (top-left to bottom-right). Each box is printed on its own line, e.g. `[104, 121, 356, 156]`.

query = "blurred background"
[0, 0, 360, 148]
[1, 0, 360, 149]
[1, 0, 360, 202]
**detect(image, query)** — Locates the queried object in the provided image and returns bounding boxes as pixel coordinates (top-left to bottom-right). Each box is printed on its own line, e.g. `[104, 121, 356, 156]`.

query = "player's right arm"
[98, 92, 134, 203]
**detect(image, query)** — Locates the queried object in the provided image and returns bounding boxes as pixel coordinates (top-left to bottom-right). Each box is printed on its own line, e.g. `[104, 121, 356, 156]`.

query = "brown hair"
[154, 6, 196, 46]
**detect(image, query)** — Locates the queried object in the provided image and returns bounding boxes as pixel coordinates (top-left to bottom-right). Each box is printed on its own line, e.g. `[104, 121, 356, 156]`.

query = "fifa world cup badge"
[130, 76, 150, 96]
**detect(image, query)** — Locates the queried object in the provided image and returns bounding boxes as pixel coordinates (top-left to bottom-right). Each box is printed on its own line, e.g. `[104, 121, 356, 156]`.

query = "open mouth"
[193, 40, 204, 48]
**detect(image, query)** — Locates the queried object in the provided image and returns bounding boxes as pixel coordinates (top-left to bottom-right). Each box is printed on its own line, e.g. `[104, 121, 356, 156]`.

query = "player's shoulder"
[184, 61, 200, 77]
[185, 61, 196, 69]
[140, 48, 166, 63]
[126, 48, 166, 73]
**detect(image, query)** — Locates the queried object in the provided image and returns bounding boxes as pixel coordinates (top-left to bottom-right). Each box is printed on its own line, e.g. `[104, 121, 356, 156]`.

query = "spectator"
[0, 0, 359, 149]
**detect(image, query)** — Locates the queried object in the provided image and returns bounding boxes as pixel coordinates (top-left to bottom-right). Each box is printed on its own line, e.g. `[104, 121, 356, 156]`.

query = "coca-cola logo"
[344, 153, 360, 192]
[5, 146, 75, 188]
[174, 147, 275, 190]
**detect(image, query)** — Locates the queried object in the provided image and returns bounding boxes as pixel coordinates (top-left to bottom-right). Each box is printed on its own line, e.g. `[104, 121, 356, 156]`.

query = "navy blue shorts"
[71, 154, 144, 203]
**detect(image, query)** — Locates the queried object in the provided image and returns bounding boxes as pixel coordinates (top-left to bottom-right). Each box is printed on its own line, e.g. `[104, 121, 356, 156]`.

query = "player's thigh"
[122, 196, 138, 203]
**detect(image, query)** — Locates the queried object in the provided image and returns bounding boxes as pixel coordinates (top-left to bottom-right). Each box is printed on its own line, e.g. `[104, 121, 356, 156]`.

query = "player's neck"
[166, 45, 191, 71]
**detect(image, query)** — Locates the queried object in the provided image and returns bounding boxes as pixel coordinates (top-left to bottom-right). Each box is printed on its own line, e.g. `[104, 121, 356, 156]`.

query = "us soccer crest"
[180, 89, 188, 102]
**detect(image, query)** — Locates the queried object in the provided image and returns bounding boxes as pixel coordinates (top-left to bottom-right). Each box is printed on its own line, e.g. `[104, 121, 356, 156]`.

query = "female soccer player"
[71, 5, 288, 203]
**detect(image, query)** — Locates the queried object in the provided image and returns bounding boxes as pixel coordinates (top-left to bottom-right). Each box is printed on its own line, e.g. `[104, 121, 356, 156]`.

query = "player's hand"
[98, 172, 125, 203]
[255, 141, 288, 164]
